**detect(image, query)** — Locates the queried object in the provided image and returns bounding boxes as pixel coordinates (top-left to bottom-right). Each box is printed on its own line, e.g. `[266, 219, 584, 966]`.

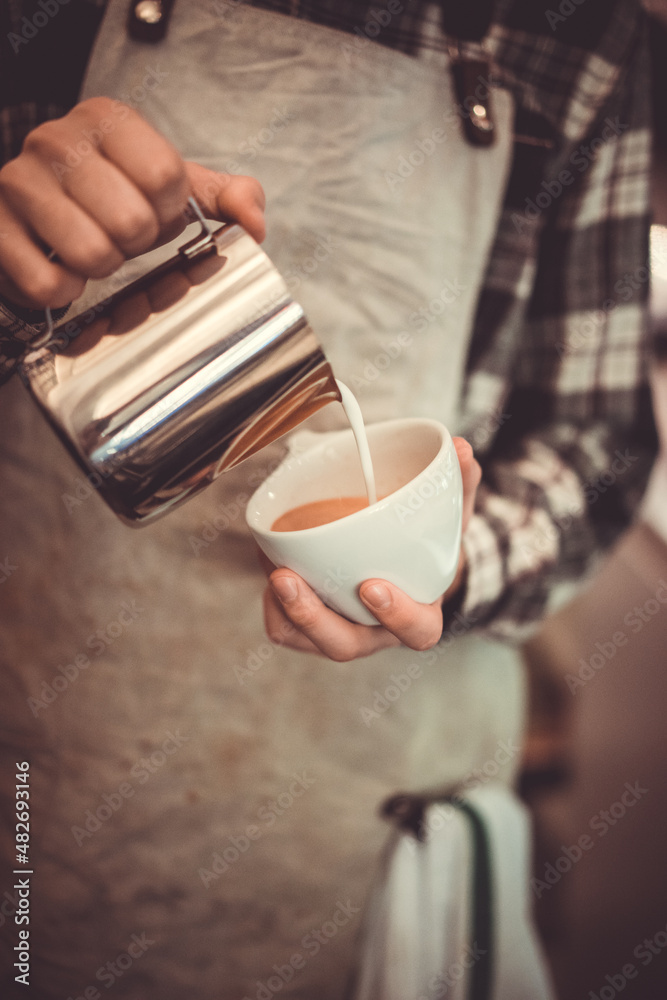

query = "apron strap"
[440, 0, 497, 146]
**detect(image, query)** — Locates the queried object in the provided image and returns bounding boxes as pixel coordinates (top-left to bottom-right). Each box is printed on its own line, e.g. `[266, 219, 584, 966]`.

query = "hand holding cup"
[246, 425, 481, 661]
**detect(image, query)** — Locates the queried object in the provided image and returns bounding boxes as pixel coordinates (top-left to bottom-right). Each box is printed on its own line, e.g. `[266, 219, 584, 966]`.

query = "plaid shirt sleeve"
[0, 102, 60, 384]
[0, 304, 49, 382]
[0, 0, 105, 384]
[457, 0, 657, 642]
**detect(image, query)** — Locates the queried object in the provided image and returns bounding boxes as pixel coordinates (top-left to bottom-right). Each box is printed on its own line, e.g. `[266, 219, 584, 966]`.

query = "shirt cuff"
[0, 298, 69, 385]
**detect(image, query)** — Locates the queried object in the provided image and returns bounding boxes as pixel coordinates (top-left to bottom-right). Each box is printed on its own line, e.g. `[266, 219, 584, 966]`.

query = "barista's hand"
[263, 438, 481, 661]
[0, 97, 265, 309]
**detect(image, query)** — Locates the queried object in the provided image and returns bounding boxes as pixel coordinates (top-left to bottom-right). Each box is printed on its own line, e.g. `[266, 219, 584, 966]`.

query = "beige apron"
[0, 4, 525, 997]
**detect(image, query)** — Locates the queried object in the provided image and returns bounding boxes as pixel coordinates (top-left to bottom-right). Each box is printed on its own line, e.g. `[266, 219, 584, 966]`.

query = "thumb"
[185, 162, 266, 243]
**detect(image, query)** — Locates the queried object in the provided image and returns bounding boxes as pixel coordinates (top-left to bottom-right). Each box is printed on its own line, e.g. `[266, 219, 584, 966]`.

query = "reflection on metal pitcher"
[19, 217, 341, 525]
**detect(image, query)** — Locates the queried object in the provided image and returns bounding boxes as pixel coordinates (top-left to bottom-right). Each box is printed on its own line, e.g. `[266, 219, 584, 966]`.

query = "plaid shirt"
[0, 0, 657, 642]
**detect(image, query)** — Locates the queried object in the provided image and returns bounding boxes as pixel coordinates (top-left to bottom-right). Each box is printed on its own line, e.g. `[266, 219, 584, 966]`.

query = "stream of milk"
[336, 380, 377, 506]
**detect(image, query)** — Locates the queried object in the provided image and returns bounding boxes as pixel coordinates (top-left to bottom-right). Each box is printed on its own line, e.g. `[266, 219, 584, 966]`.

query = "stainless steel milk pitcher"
[18, 209, 340, 525]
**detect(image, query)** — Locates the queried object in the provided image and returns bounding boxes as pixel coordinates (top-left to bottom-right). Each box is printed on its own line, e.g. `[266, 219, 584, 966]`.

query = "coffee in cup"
[246, 418, 463, 625]
[271, 496, 374, 531]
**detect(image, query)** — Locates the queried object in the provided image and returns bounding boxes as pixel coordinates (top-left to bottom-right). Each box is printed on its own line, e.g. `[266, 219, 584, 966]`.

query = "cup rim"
[246, 417, 452, 537]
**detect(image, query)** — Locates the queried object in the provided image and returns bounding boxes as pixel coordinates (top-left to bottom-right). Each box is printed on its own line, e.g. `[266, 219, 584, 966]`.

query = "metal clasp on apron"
[127, 0, 177, 41]
[448, 40, 496, 147]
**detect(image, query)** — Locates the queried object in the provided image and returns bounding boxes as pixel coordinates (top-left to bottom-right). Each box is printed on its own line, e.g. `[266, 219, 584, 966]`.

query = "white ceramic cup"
[245, 418, 463, 625]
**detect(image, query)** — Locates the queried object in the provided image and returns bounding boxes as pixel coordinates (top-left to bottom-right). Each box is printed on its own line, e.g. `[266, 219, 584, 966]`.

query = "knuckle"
[236, 174, 265, 206]
[410, 633, 438, 653]
[383, 607, 414, 633]
[67, 237, 123, 279]
[328, 649, 353, 663]
[141, 150, 187, 200]
[77, 96, 118, 121]
[0, 158, 41, 208]
[330, 638, 366, 662]
[287, 604, 320, 631]
[0, 161, 23, 200]
[20, 268, 67, 308]
[0, 158, 18, 185]
[266, 622, 286, 645]
[110, 206, 159, 250]
[22, 119, 62, 158]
